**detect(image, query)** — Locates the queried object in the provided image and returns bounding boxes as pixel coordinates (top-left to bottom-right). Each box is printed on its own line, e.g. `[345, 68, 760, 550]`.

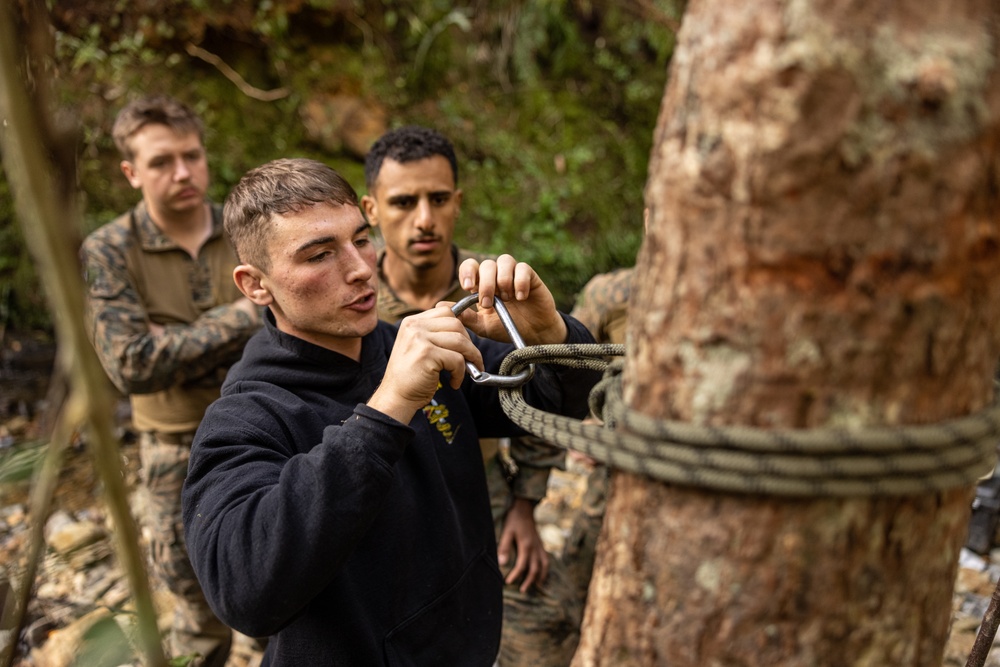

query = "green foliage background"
[1, 0, 681, 326]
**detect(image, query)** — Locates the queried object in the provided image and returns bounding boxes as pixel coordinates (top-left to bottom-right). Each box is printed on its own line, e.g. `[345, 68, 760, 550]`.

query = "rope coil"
[498, 344, 1000, 496]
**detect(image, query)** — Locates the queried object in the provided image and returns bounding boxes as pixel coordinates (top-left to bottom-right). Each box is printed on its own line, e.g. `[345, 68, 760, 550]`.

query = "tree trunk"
[574, 1, 1000, 665]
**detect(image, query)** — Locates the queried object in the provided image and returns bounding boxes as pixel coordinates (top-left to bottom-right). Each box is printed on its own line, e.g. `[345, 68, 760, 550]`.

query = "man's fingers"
[458, 253, 544, 312]
[505, 547, 528, 586]
[530, 553, 551, 591]
[518, 564, 537, 593]
[458, 257, 480, 292]
[514, 549, 549, 592]
[477, 259, 497, 309]
[513, 261, 534, 302]
[425, 330, 482, 388]
[494, 254, 517, 301]
[437, 320, 486, 377]
[497, 531, 512, 568]
[391, 308, 484, 393]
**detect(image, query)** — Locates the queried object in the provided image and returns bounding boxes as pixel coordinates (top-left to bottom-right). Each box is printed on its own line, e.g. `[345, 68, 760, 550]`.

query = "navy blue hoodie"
[182, 312, 597, 666]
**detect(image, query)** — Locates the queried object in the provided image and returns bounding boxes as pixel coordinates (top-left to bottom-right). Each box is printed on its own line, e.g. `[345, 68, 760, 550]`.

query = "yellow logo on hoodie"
[423, 382, 459, 444]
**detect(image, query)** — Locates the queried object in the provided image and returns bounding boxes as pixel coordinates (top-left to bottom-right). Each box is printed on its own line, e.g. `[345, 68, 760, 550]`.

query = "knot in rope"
[498, 344, 999, 497]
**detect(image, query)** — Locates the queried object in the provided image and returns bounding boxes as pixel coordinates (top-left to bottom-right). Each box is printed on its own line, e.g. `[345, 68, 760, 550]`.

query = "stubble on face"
[367, 156, 461, 274]
[125, 125, 209, 219]
[260, 203, 379, 358]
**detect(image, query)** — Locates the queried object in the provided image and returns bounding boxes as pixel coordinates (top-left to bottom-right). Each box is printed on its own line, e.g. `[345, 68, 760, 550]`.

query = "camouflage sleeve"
[81, 234, 260, 395]
[509, 435, 565, 502]
[569, 274, 611, 342]
[570, 269, 633, 344]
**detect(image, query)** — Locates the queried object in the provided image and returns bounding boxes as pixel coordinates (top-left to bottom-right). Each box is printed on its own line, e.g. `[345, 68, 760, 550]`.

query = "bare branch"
[620, 0, 682, 33]
[0, 4, 167, 665]
[185, 43, 290, 102]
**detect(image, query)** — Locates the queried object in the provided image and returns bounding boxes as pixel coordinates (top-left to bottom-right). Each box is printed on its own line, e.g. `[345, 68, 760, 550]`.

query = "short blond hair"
[224, 158, 361, 272]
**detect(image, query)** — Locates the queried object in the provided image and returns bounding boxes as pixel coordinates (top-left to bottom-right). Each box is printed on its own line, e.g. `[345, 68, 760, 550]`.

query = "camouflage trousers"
[138, 431, 232, 667]
[486, 457, 583, 667]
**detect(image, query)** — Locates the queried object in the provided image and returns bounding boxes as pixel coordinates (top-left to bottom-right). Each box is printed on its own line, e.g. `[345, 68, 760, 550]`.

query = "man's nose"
[345, 246, 374, 282]
[413, 197, 433, 231]
[174, 157, 191, 181]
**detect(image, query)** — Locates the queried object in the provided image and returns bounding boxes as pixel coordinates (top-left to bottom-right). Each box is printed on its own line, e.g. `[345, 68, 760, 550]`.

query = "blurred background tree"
[0, 0, 683, 332]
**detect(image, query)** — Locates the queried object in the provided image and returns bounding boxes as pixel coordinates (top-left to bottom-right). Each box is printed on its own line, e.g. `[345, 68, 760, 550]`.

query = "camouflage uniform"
[569, 268, 632, 349]
[81, 201, 260, 667]
[377, 246, 579, 666]
[563, 267, 632, 611]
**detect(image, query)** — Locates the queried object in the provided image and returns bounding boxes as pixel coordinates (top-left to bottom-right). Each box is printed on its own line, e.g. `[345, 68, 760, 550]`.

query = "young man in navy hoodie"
[180, 157, 598, 666]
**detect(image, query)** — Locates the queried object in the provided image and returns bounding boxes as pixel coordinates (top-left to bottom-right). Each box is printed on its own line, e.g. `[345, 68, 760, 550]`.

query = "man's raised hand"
[367, 306, 483, 424]
[452, 254, 567, 346]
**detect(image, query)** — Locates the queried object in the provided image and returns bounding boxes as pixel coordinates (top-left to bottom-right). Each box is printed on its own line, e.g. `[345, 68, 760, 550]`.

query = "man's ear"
[234, 265, 273, 306]
[454, 188, 463, 215]
[121, 160, 141, 189]
[361, 195, 379, 227]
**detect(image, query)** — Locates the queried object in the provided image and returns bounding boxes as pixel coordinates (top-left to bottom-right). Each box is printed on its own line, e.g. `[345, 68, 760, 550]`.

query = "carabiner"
[451, 293, 535, 387]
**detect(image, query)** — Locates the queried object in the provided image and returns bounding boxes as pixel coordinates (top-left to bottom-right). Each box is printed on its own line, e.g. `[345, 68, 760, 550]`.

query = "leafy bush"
[0, 0, 681, 324]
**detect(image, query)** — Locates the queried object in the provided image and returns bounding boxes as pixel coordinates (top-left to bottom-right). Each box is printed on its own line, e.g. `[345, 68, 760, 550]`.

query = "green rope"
[498, 344, 999, 496]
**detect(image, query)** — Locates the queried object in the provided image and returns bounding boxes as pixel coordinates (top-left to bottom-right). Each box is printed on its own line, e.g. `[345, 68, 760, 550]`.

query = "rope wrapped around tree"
[497, 344, 999, 497]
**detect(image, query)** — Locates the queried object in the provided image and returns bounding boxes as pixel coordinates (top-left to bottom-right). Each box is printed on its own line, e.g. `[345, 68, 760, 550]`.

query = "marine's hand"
[368, 306, 484, 424]
[453, 254, 567, 345]
[568, 415, 603, 466]
[497, 497, 550, 592]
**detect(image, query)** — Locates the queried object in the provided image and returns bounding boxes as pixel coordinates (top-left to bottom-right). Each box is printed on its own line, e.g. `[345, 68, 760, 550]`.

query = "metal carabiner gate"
[451, 293, 535, 387]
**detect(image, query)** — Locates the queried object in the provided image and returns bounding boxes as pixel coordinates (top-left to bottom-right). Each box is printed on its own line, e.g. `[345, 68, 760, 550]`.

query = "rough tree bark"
[574, 1, 1000, 665]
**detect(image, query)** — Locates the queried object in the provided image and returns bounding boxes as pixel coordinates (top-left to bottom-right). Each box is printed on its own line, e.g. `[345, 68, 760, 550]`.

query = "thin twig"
[412, 10, 471, 82]
[967, 575, 1000, 667]
[0, 5, 166, 666]
[2, 405, 75, 667]
[185, 43, 290, 102]
[621, 0, 682, 33]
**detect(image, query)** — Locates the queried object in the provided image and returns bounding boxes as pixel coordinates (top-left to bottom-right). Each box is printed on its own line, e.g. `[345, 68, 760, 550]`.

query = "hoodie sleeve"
[182, 392, 412, 637]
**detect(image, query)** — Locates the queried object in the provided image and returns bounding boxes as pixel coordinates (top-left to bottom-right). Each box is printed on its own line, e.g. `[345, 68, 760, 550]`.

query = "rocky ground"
[2, 331, 1000, 666]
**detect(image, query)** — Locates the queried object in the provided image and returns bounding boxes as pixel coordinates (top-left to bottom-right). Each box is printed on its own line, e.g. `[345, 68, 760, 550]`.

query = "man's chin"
[167, 201, 204, 216]
[409, 253, 446, 271]
[354, 310, 380, 336]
